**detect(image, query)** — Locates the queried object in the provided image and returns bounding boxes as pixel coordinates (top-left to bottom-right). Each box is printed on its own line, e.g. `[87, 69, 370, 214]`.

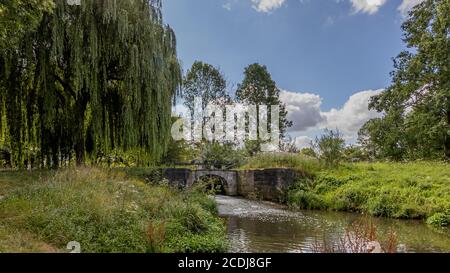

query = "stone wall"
[238, 169, 298, 201]
[162, 168, 299, 201]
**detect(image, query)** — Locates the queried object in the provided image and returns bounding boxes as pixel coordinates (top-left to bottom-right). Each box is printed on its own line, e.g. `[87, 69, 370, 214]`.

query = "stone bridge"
[161, 168, 299, 201]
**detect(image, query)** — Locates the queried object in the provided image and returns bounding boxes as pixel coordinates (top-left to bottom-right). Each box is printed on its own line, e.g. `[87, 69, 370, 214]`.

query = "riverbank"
[289, 161, 450, 228]
[0, 168, 228, 253]
[242, 154, 450, 228]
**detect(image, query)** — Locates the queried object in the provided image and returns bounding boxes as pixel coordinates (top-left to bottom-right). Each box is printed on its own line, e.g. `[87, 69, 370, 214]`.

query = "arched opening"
[193, 175, 228, 195]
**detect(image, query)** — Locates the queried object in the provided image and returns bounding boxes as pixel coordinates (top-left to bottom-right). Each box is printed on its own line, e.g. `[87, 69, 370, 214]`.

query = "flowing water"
[215, 195, 450, 253]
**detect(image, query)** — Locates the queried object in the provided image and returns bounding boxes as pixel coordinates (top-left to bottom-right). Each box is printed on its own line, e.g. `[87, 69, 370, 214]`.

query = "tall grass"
[0, 168, 228, 253]
[288, 161, 450, 227]
[240, 153, 323, 176]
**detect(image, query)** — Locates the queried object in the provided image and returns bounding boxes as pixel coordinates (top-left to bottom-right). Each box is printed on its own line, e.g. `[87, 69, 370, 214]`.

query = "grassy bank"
[240, 153, 449, 228]
[0, 168, 228, 253]
[287, 161, 450, 228]
[240, 153, 322, 176]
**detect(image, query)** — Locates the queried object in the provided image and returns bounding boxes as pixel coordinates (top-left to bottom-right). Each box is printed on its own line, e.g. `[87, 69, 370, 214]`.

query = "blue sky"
[163, 0, 422, 146]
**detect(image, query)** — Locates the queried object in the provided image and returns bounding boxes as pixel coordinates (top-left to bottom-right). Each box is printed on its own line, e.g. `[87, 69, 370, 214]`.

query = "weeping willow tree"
[0, 0, 181, 168]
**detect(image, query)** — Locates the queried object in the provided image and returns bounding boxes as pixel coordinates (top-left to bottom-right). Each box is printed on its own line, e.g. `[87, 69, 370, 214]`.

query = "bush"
[365, 194, 401, 218]
[200, 142, 244, 170]
[288, 190, 325, 210]
[427, 213, 449, 228]
[312, 129, 345, 167]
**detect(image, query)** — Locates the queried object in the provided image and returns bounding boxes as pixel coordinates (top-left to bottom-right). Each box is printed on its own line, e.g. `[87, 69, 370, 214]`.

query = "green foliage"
[240, 152, 323, 176]
[287, 162, 450, 226]
[243, 140, 262, 157]
[162, 139, 193, 165]
[312, 129, 345, 167]
[427, 212, 450, 227]
[0, 168, 228, 253]
[183, 61, 230, 114]
[200, 142, 244, 170]
[360, 0, 450, 160]
[280, 139, 300, 153]
[236, 63, 292, 139]
[343, 145, 370, 162]
[0, 0, 54, 51]
[300, 147, 317, 158]
[0, 0, 182, 168]
[287, 189, 325, 210]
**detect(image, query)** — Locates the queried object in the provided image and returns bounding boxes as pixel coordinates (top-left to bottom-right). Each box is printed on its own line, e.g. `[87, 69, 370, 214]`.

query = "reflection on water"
[215, 195, 450, 253]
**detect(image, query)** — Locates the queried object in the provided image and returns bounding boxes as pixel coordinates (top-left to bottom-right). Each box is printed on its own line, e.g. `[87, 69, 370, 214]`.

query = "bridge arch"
[190, 170, 238, 196]
[192, 174, 229, 194]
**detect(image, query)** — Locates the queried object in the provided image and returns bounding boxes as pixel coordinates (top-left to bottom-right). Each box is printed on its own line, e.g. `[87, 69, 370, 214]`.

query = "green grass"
[239, 152, 323, 176]
[0, 170, 52, 196]
[0, 168, 228, 253]
[240, 154, 450, 228]
[287, 161, 450, 228]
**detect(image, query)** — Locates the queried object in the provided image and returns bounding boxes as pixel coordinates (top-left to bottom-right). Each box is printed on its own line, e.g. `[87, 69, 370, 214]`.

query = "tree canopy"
[360, 0, 449, 160]
[0, 0, 181, 168]
[236, 63, 292, 139]
[0, 0, 54, 51]
[183, 61, 230, 114]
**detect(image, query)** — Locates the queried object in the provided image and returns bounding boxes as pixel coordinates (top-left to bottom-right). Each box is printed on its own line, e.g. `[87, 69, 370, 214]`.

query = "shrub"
[288, 190, 325, 210]
[200, 142, 244, 170]
[427, 213, 449, 228]
[364, 194, 400, 218]
[312, 129, 345, 167]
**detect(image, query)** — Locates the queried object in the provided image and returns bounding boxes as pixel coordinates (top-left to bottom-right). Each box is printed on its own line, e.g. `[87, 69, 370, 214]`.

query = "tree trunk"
[445, 103, 450, 160]
[74, 95, 88, 166]
[75, 134, 85, 166]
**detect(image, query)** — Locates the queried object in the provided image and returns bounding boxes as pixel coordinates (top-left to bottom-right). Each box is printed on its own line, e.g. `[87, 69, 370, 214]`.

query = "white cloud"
[280, 90, 324, 131]
[321, 89, 383, 139]
[293, 136, 313, 149]
[398, 0, 425, 15]
[251, 0, 286, 13]
[229, 0, 420, 15]
[174, 89, 383, 145]
[280, 89, 383, 143]
[350, 0, 387, 14]
[222, 3, 232, 11]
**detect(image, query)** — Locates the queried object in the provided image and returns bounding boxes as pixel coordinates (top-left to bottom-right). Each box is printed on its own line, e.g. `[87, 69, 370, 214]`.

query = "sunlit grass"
[288, 161, 450, 227]
[0, 168, 228, 253]
[239, 152, 323, 176]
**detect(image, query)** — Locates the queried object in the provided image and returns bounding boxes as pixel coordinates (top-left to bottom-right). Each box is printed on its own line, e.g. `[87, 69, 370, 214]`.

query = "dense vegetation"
[240, 152, 450, 228]
[0, 0, 181, 168]
[238, 152, 449, 228]
[359, 0, 450, 161]
[0, 168, 227, 253]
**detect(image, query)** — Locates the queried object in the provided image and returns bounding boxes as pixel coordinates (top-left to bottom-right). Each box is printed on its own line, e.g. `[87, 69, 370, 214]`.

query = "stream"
[215, 195, 450, 253]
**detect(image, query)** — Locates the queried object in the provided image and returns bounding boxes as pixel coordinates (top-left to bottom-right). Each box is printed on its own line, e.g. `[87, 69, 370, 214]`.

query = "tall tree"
[183, 61, 230, 114]
[236, 63, 292, 141]
[361, 0, 450, 160]
[0, 0, 181, 168]
[0, 0, 54, 52]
